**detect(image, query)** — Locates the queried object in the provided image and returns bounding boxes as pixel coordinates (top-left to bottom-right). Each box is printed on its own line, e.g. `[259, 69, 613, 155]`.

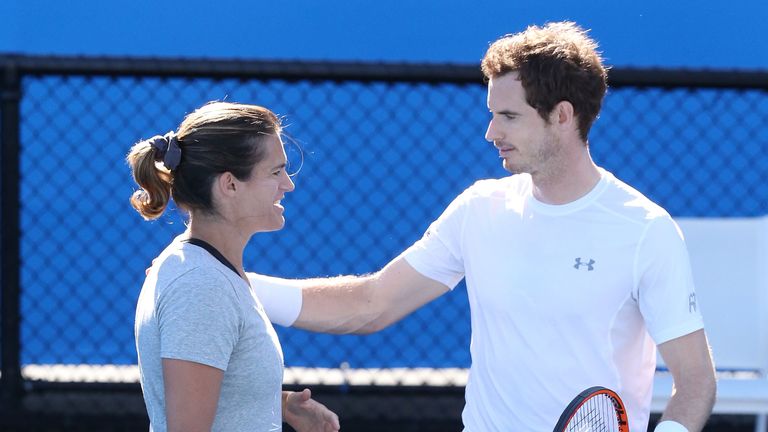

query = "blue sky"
[1, 0, 766, 69]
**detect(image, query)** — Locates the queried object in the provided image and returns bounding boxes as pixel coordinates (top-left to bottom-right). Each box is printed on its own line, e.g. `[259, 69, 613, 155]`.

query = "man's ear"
[552, 100, 575, 128]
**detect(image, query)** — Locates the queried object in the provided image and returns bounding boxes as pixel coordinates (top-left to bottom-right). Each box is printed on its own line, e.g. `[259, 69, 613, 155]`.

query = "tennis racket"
[554, 386, 629, 432]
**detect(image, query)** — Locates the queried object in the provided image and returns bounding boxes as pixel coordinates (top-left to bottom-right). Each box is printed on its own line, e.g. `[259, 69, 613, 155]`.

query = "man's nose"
[485, 118, 500, 143]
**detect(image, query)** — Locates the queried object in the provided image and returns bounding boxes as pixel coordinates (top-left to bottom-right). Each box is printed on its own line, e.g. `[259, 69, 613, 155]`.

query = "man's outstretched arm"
[249, 256, 450, 334]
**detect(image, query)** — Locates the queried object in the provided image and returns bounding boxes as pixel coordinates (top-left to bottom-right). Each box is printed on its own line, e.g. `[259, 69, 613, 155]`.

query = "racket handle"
[654, 420, 689, 432]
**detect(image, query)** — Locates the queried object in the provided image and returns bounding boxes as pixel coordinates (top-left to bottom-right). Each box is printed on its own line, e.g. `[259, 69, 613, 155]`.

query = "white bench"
[652, 217, 768, 432]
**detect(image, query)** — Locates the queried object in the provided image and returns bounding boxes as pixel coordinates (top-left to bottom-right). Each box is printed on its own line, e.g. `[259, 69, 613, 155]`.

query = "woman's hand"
[284, 389, 340, 432]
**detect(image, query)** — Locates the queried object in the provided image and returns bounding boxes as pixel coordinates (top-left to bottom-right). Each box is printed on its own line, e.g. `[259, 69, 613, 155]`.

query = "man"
[251, 22, 716, 431]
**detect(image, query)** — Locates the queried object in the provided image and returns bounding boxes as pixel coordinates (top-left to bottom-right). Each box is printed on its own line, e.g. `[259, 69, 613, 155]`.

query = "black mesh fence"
[1, 55, 767, 431]
[16, 75, 487, 371]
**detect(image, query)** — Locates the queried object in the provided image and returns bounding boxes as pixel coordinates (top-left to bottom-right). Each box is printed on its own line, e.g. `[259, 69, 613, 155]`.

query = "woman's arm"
[163, 358, 224, 432]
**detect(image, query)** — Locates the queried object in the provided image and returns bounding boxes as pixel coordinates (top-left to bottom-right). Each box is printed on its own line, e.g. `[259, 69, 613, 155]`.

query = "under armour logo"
[689, 293, 697, 313]
[574, 258, 595, 271]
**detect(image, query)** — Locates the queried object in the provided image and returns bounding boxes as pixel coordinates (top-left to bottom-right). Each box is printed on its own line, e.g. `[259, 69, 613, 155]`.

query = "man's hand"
[284, 389, 340, 432]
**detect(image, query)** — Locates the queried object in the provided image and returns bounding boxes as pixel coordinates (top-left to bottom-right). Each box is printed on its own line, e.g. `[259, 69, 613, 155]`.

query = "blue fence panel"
[15, 72, 768, 373]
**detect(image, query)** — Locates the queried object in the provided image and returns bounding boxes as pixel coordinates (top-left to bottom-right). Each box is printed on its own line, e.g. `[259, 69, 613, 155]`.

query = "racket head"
[553, 386, 629, 432]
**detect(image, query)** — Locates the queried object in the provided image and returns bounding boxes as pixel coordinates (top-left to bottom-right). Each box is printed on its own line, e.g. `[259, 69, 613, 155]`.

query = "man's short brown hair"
[481, 22, 608, 142]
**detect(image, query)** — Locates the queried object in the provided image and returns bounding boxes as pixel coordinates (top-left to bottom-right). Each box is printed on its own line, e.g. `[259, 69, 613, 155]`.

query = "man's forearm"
[656, 329, 717, 432]
[658, 378, 716, 431]
[250, 256, 448, 334]
[294, 273, 388, 334]
[250, 272, 384, 334]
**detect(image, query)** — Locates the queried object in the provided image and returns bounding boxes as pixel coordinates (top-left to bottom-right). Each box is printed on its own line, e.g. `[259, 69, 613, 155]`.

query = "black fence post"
[1, 58, 23, 415]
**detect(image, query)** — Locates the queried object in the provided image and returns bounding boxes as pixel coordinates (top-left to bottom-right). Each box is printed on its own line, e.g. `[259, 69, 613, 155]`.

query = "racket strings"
[566, 394, 619, 432]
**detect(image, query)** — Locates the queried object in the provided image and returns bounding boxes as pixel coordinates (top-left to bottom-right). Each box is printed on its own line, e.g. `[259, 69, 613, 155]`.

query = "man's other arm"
[656, 329, 716, 431]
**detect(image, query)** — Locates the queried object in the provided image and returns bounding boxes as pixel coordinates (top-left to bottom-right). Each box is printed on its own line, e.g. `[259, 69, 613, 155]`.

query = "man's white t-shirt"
[403, 169, 704, 432]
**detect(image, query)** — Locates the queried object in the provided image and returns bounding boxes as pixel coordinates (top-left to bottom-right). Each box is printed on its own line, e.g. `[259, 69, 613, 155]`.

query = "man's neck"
[531, 148, 602, 205]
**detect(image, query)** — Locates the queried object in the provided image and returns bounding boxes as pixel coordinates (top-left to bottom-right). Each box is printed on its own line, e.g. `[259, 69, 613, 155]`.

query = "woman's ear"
[214, 172, 238, 198]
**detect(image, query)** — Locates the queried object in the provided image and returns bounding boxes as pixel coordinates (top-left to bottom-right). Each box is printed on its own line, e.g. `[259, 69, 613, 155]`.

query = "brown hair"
[481, 21, 608, 142]
[127, 101, 281, 220]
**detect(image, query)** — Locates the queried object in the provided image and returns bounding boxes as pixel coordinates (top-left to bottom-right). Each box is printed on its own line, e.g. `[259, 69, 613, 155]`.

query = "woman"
[127, 101, 339, 432]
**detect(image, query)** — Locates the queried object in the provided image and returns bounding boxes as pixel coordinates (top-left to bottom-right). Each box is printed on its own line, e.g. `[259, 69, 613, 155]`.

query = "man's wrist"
[655, 420, 689, 432]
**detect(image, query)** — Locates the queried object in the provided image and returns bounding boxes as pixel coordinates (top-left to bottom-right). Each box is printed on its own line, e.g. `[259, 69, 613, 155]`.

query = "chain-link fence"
[1, 55, 767, 431]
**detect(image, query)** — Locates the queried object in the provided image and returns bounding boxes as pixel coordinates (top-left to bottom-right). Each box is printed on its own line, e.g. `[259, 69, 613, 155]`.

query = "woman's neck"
[186, 216, 249, 280]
